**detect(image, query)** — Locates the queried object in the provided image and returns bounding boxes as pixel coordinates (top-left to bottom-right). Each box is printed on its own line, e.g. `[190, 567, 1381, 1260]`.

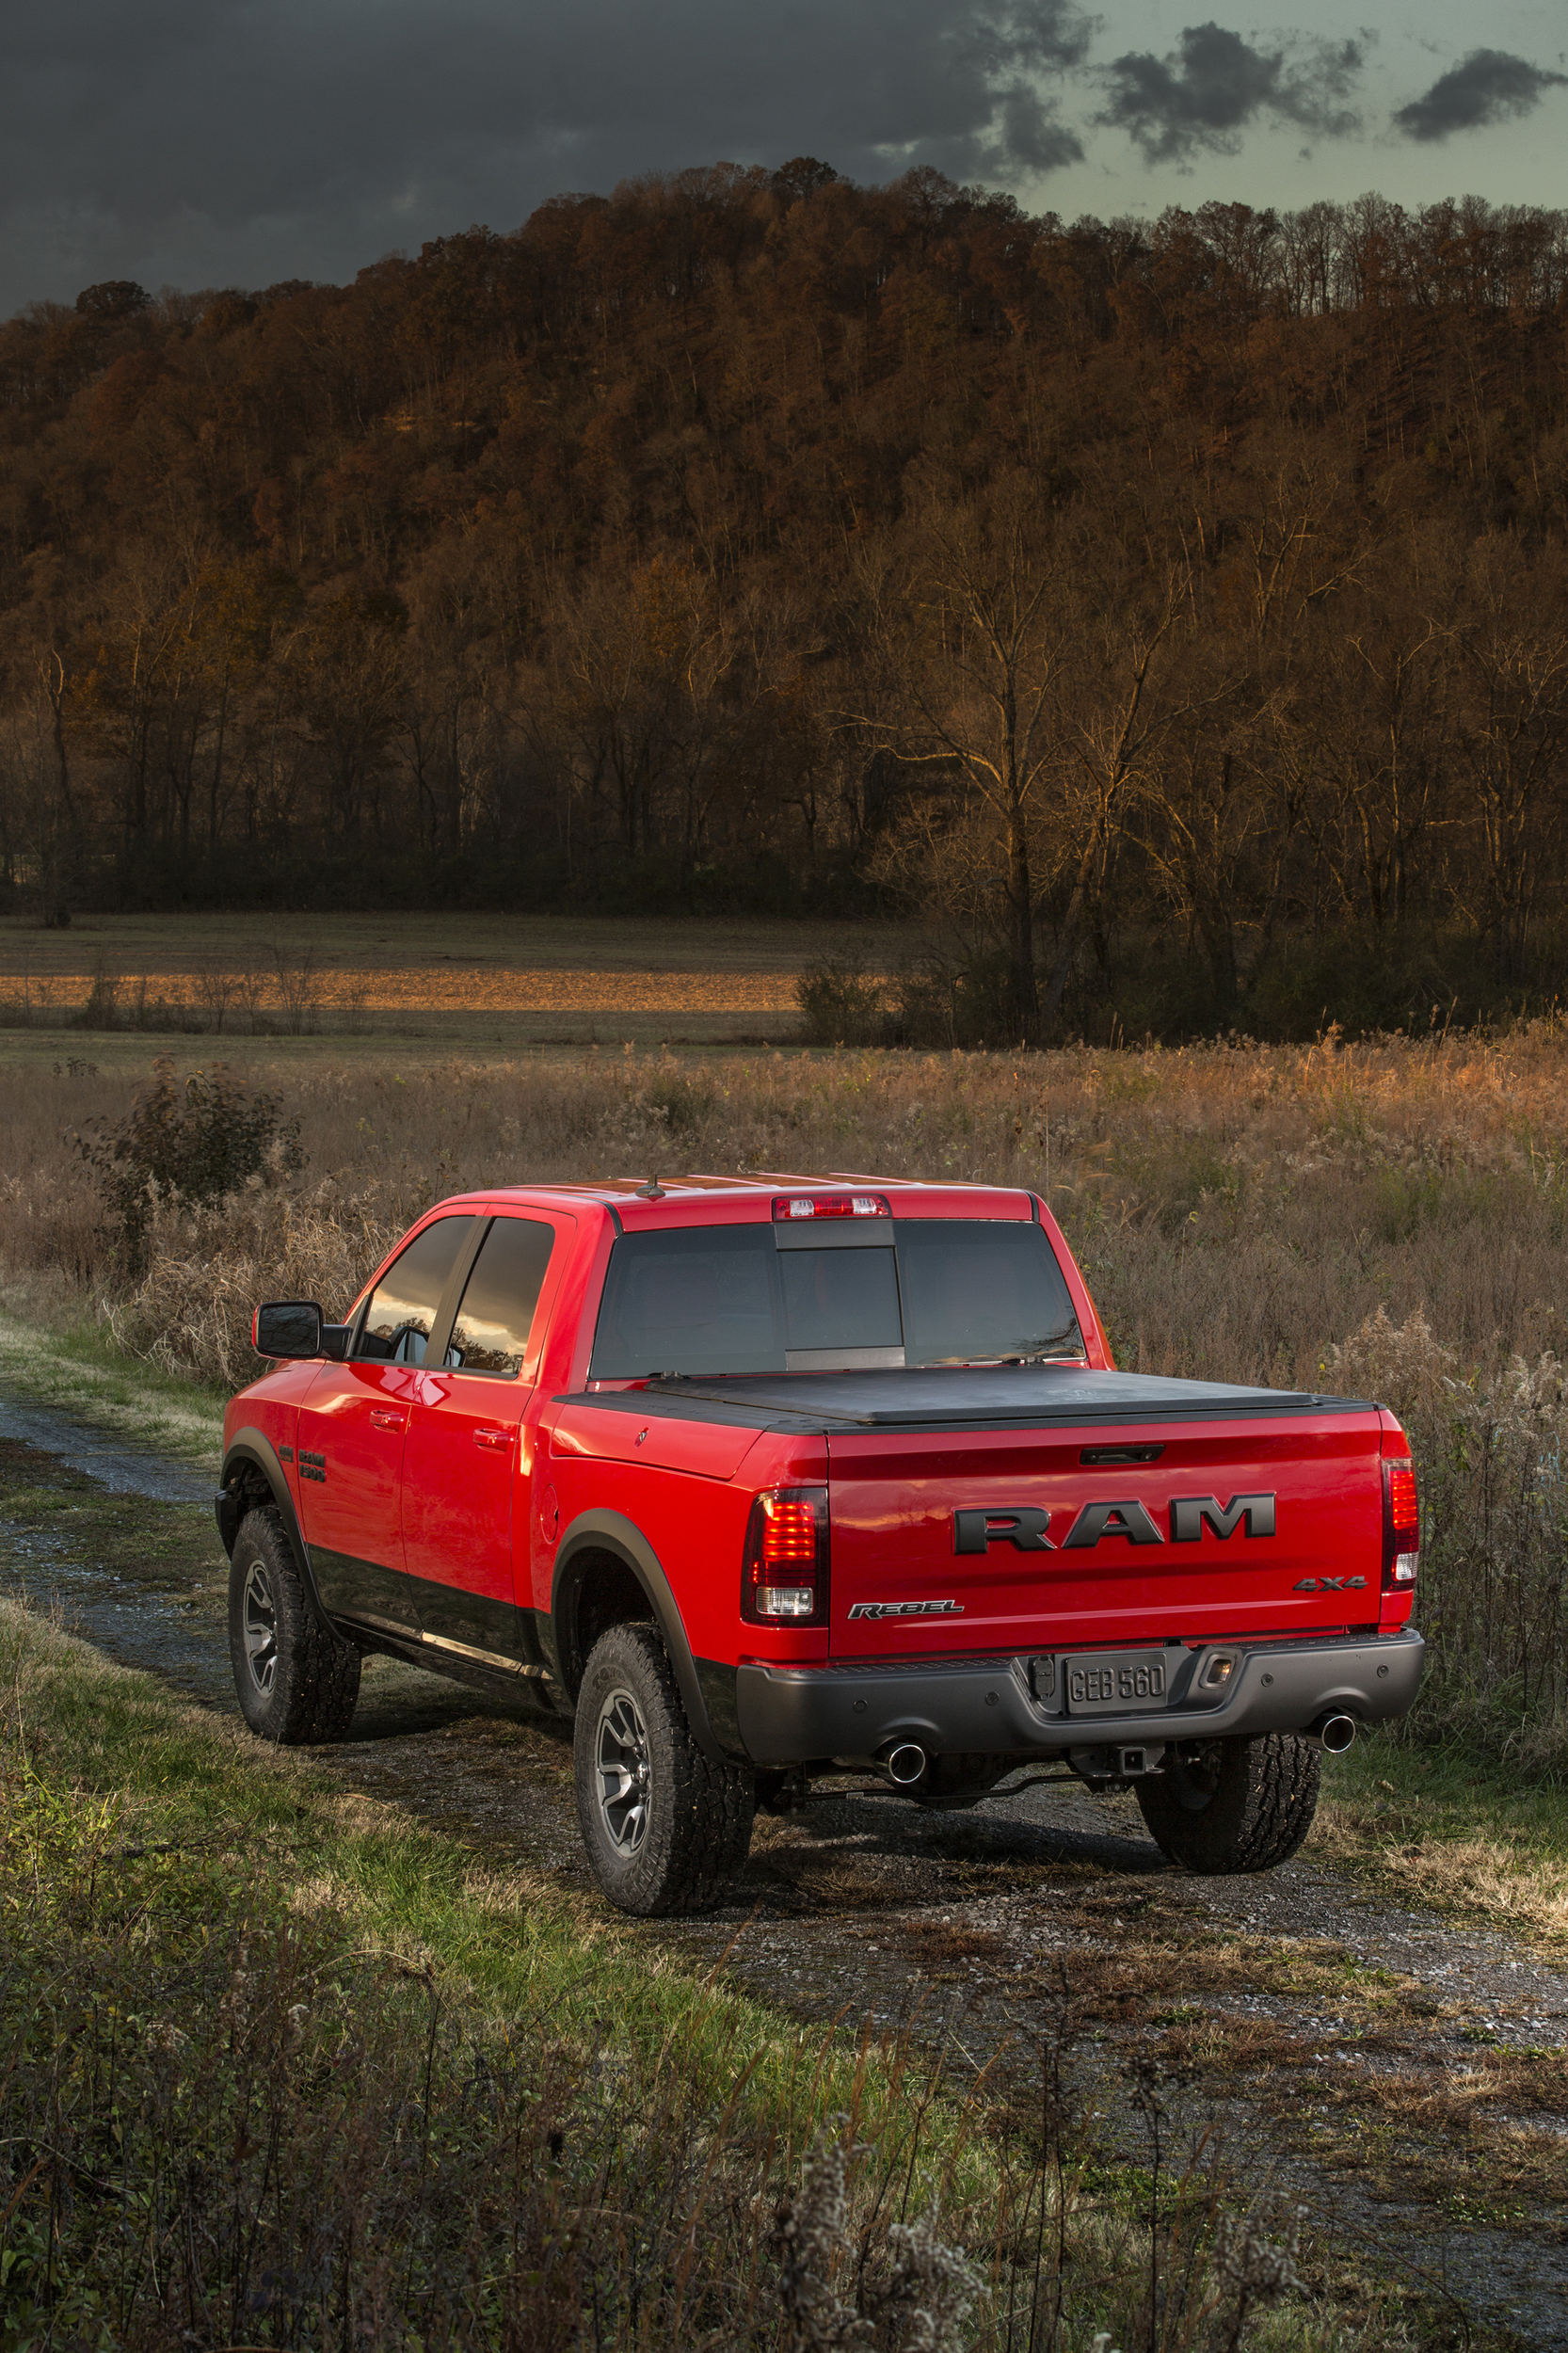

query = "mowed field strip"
[8, 967, 803, 1013]
[0, 911, 905, 1042]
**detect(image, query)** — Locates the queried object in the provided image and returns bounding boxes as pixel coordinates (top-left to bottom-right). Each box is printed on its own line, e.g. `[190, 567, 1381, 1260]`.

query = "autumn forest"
[4, 163, 1568, 1041]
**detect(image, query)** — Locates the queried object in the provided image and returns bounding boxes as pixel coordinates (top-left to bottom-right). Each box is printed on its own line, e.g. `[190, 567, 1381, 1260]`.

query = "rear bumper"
[734, 1627, 1425, 1768]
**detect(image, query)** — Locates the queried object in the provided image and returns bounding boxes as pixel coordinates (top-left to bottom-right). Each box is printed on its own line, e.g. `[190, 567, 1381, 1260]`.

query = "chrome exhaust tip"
[1316, 1712, 1357, 1754]
[879, 1740, 928, 1787]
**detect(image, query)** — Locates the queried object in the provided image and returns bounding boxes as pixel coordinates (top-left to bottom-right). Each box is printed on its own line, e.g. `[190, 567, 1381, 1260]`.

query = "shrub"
[796, 954, 888, 1047]
[74, 1055, 305, 1267]
[796, 952, 1041, 1050]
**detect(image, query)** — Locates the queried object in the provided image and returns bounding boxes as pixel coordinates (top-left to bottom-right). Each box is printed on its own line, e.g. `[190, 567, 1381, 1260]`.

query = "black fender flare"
[551, 1508, 722, 1764]
[219, 1428, 334, 1637]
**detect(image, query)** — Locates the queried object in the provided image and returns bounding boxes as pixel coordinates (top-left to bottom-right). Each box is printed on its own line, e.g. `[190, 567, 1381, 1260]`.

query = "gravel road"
[2, 1399, 1564, 2349]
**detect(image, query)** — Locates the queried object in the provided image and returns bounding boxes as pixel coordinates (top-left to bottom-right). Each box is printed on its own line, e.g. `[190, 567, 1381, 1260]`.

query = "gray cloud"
[1393, 48, 1567, 142]
[1096, 20, 1367, 164]
[0, 0, 1094, 315]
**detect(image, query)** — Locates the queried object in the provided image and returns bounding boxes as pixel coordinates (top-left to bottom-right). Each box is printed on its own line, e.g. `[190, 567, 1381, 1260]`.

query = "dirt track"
[3, 1397, 1566, 2349]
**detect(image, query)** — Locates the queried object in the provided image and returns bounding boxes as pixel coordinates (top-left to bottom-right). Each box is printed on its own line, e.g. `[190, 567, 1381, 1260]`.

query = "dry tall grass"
[6, 1026, 1568, 1757]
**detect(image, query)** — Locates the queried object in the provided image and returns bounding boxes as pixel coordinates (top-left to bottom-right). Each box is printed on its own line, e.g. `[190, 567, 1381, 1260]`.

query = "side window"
[446, 1218, 556, 1378]
[354, 1217, 476, 1364]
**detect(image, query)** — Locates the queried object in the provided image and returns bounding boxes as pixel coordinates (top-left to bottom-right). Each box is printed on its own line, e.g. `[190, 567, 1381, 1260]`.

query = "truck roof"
[431, 1175, 1039, 1228]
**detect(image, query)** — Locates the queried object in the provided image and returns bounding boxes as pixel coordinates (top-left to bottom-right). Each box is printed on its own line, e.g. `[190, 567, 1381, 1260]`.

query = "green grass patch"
[0, 1599, 1002, 2349]
[0, 1301, 226, 1466]
[1318, 1729, 1568, 1944]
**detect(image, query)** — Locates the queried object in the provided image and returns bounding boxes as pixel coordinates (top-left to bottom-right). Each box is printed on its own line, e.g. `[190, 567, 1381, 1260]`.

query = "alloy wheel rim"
[594, 1688, 652, 1857]
[243, 1561, 279, 1696]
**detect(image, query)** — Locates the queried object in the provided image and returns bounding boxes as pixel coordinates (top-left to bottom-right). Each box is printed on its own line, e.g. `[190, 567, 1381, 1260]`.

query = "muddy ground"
[2, 1400, 1565, 2349]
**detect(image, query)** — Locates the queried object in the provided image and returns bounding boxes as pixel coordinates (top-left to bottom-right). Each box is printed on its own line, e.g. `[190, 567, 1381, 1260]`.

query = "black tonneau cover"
[565, 1366, 1372, 1433]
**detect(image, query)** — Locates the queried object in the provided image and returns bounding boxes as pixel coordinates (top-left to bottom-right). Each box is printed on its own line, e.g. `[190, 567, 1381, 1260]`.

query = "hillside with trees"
[3, 165, 1567, 1039]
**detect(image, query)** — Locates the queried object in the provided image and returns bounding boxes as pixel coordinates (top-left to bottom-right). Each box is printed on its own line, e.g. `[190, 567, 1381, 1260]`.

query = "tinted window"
[778, 1247, 901, 1353]
[592, 1226, 781, 1379]
[355, 1217, 475, 1364]
[447, 1219, 556, 1378]
[589, 1219, 1082, 1379]
[898, 1224, 1080, 1366]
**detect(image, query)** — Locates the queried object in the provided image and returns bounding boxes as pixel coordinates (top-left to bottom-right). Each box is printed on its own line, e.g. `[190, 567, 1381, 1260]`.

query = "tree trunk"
[1007, 808, 1039, 1043]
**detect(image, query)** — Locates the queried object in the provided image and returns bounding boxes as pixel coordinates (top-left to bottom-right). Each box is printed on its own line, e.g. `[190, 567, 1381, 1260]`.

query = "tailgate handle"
[1080, 1444, 1164, 1465]
[473, 1427, 513, 1452]
[370, 1409, 406, 1433]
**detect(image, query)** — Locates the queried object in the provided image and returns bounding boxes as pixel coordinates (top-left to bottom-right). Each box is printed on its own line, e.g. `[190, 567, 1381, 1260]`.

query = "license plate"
[1063, 1647, 1171, 1714]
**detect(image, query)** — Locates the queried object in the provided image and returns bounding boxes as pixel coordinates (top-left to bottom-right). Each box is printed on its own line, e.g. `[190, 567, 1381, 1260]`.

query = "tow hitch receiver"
[1069, 1743, 1167, 1784]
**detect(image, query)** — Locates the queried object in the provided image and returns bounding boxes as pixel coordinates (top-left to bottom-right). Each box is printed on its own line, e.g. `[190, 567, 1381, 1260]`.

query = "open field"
[4, 1018, 1568, 1768]
[0, 911, 912, 1048]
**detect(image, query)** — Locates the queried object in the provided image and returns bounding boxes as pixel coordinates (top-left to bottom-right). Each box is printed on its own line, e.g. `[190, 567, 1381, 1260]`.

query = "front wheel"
[228, 1508, 360, 1744]
[573, 1624, 754, 1916]
[1135, 1733, 1320, 1873]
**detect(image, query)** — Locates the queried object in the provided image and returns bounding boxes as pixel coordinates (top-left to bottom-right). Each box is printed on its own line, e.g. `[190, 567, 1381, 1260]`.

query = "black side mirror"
[253, 1301, 324, 1359]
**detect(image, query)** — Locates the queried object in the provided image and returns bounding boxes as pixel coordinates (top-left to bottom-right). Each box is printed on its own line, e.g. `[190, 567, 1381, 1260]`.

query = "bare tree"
[840, 472, 1075, 1042]
[1449, 537, 1568, 978]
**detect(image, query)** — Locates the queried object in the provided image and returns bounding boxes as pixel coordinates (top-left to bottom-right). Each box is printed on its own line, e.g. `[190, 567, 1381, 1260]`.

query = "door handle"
[473, 1427, 513, 1452]
[370, 1409, 406, 1433]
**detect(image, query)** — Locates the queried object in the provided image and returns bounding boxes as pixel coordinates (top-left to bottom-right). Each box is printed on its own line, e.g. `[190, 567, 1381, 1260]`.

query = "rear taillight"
[1383, 1456, 1419, 1586]
[742, 1485, 829, 1624]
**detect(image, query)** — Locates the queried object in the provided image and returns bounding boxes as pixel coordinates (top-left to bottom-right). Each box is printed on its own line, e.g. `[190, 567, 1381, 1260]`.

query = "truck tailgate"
[826, 1411, 1384, 1657]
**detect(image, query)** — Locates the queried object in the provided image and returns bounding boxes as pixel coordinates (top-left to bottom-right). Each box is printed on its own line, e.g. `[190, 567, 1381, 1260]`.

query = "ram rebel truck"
[216, 1176, 1424, 1915]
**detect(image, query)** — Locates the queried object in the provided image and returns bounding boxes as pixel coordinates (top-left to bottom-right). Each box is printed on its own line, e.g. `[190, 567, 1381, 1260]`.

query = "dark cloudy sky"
[6, 1, 1566, 314]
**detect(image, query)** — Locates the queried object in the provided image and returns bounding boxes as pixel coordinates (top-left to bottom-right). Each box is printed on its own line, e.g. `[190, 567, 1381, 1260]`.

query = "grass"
[1317, 1733, 1568, 1945]
[0, 1581, 1422, 2352]
[0, 1301, 225, 1465]
[0, 1597, 984, 2342]
[0, 910, 904, 979]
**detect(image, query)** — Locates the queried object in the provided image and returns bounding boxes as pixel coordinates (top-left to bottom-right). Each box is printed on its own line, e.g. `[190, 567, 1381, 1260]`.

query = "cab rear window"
[588, 1221, 1081, 1379]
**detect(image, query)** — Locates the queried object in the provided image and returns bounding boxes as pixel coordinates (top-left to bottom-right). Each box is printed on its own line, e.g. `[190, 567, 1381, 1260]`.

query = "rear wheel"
[573, 1624, 754, 1916]
[228, 1509, 360, 1745]
[1135, 1733, 1320, 1873]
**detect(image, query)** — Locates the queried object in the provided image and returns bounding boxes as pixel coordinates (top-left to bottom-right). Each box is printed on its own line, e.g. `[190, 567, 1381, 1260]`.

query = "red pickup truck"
[217, 1176, 1423, 1915]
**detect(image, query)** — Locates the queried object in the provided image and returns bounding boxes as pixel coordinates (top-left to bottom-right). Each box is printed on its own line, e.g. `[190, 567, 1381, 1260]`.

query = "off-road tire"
[573, 1623, 754, 1916]
[1135, 1733, 1320, 1874]
[228, 1508, 360, 1744]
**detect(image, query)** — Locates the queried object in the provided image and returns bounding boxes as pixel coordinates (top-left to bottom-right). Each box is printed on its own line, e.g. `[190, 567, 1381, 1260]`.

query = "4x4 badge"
[1293, 1574, 1365, 1592]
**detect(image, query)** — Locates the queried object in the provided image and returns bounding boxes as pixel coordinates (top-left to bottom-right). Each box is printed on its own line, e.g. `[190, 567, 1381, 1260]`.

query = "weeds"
[1326, 1307, 1568, 1762]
